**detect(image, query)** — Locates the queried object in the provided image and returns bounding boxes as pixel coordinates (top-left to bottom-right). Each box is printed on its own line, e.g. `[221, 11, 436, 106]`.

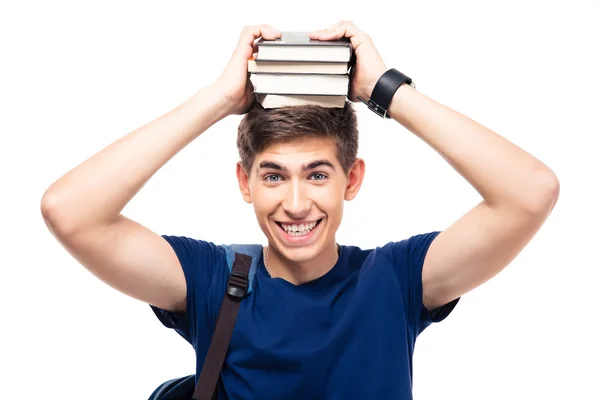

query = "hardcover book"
[250, 73, 349, 96]
[248, 58, 348, 74]
[255, 94, 346, 108]
[255, 31, 352, 62]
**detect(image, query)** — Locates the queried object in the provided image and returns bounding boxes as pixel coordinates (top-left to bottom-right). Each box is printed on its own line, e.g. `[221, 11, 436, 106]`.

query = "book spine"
[256, 42, 351, 47]
[249, 72, 348, 75]
[254, 58, 350, 63]
[253, 92, 347, 97]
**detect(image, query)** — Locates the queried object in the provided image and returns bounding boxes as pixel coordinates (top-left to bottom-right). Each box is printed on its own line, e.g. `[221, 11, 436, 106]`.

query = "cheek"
[251, 186, 280, 213]
[314, 184, 345, 212]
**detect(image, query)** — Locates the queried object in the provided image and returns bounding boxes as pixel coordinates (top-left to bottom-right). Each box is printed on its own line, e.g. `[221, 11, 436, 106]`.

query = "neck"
[266, 240, 339, 285]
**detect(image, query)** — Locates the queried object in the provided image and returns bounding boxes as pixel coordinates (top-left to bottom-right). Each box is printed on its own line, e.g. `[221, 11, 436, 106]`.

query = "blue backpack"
[148, 244, 263, 400]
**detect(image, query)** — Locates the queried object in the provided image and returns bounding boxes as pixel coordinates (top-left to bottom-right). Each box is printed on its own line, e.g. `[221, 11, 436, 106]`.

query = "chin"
[282, 246, 322, 264]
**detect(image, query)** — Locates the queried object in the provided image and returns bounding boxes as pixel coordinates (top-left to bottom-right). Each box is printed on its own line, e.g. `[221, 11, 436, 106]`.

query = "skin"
[311, 22, 560, 311]
[41, 22, 559, 317]
[229, 22, 560, 310]
[236, 137, 365, 285]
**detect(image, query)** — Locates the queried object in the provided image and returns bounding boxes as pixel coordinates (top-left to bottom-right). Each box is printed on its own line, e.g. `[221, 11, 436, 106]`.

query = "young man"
[41, 22, 559, 399]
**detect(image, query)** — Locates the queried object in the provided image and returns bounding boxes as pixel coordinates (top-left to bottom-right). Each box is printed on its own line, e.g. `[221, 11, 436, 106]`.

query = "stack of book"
[248, 31, 352, 109]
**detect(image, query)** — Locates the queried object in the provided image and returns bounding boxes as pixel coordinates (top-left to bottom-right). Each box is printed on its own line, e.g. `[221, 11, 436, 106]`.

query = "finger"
[312, 26, 347, 40]
[308, 29, 337, 40]
[238, 24, 277, 38]
[314, 24, 370, 49]
[236, 25, 282, 58]
[263, 24, 282, 35]
[309, 21, 340, 38]
[310, 20, 360, 40]
[308, 30, 324, 39]
[238, 25, 281, 47]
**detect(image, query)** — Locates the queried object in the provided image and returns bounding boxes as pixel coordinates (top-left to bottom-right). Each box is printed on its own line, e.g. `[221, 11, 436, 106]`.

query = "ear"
[236, 162, 253, 204]
[344, 158, 365, 201]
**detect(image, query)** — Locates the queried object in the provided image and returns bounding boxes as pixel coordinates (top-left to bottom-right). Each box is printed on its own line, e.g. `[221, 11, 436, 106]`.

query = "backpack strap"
[192, 244, 263, 400]
[223, 244, 263, 295]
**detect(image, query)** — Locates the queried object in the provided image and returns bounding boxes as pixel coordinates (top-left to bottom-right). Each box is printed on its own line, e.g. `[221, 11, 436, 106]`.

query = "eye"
[264, 174, 283, 183]
[310, 172, 328, 181]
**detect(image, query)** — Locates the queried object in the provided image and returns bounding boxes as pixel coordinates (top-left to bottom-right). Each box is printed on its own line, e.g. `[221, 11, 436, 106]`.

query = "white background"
[1, 0, 599, 399]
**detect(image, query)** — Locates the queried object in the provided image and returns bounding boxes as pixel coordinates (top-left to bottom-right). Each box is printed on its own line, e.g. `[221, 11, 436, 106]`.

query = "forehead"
[257, 137, 338, 164]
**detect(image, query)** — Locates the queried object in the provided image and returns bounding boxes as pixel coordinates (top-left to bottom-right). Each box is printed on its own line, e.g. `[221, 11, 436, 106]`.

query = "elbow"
[41, 191, 62, 233]
[41, 190, 59, 223]
[527, 171, 560, 216]
[40, 190, 77, 237]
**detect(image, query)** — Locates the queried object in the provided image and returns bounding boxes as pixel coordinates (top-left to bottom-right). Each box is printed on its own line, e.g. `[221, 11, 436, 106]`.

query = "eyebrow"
[258, 159, 336, 172]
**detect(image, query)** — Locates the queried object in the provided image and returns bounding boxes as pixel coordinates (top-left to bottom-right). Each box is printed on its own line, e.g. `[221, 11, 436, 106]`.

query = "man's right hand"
[211, 25, 282, 117]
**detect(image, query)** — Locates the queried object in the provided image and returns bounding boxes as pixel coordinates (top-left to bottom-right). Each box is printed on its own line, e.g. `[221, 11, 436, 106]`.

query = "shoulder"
[341, 231, 440, 260]
[338, 243, 374, 268]
[340, 231, 441, 274]
[160, 235, 235, 286]
[161, 235, 227, 264]
[161, 236, 265, 280]
[379, 231, 441, 262]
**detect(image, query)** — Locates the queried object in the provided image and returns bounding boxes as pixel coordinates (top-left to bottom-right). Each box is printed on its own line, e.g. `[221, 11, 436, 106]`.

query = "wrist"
[193, 84, 232, 122]
[362, 68, 388, 102]
[359, 68, 415, 119]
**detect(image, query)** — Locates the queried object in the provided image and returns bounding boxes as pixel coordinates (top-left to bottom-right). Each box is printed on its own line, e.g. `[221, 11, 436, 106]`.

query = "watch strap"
[358, 68, 415, 118]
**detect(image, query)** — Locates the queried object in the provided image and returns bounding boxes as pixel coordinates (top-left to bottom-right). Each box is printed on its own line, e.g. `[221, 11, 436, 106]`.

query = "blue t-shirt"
[150, 231, 459, 399]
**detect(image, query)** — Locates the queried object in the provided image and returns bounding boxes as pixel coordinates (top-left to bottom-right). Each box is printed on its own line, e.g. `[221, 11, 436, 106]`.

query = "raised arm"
[40, 25, 282, 313]
[387, 83, 559, 310]
[310, 21, 559, 311]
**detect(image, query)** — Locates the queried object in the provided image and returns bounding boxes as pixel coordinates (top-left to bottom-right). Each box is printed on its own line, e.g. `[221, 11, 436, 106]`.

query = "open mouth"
[275, 218, 323, 237]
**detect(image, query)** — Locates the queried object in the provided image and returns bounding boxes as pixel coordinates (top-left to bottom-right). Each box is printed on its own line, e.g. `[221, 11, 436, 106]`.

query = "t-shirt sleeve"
[149, 235, 224, 347]
[390, 231, 460, 336]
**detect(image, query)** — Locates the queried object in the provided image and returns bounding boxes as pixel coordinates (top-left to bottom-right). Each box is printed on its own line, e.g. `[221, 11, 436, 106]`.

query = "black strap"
[358, 68, 414, 118]
[192, 253, 252, 400]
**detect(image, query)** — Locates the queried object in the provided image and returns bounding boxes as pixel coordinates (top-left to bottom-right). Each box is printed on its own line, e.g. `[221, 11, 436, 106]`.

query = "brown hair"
[237, 101, 358, 175]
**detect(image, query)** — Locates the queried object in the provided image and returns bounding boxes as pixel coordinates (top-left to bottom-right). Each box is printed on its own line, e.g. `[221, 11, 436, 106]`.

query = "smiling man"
[41, 22, 559, 399]
[235, 104, 362, 286]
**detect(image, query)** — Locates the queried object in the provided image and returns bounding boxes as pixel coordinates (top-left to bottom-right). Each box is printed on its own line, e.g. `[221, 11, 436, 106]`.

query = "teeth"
[281, 220, 319, 235]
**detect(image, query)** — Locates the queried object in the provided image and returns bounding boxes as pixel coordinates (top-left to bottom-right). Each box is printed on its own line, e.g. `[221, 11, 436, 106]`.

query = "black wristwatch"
[357, 68, 415, 118]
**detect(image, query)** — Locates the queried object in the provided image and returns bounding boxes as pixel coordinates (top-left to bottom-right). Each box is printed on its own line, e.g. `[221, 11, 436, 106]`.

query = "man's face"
[236, 136, 365, 263]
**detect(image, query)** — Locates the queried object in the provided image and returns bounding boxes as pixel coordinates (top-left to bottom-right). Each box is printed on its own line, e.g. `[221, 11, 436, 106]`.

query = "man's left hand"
[309, 21, 387, 103]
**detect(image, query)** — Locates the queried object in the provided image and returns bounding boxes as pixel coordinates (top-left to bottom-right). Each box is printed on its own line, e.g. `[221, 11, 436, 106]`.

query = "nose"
[282, 179, 311, 219]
